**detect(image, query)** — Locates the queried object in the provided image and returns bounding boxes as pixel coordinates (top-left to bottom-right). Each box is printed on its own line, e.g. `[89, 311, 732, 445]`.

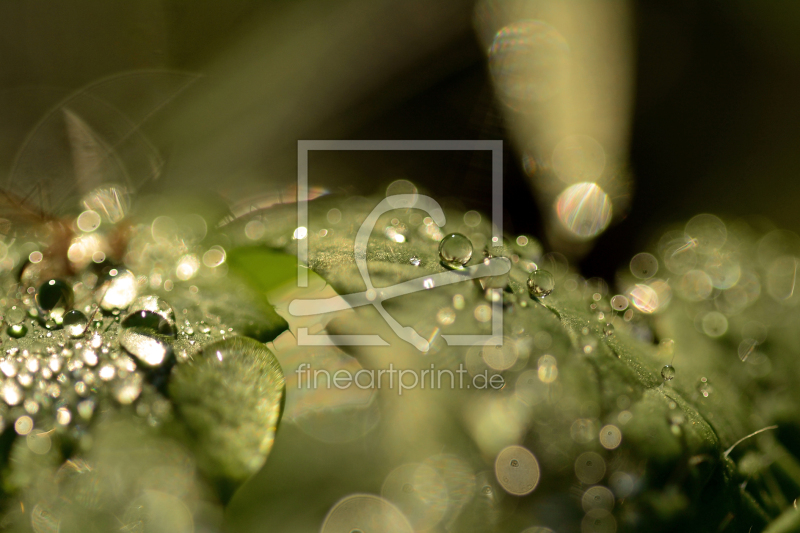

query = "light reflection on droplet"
[685, 214, 727, 251]
[386, 180, 419, 209]
[98, 269, 138, 311]
[575, 452, 606, 484]
[27, 429, 52, 455]
[766, 256, 800, 304]
[321, 494, 413, 533]
[537, 354, 558, 383]
[15, 415, 33, 435]
[599, 425, 622, 450]
[481, 339, 519, 371]
[581, 485, 615, 512]
[582, 509, 617, 533]
[629, 284, 659, 313]
[555, 183, 613, 239]
[474, 304, 492, 323]
[630, 253, 658, 279]
[293, 226, 308, 240]
[202, 246, 226, 268]
[382, 463, 448, 531]
[494, 445, 539, 496]
[701, 311, 729, 337]
[678, 270, 713, 301]
[245, 220, 266, 240]
[176, 254, 200, 281]
[77, 210, 102, 232]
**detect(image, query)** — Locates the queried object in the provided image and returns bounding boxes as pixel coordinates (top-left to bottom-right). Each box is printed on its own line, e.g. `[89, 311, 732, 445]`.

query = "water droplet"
[630, 253, 658, 279]
[661, 364, 676, 381]
[63, 309, 89, 338]
[7, 324, 27, 338]
[37, 279, 74, 316]
[119, 328, 172, 367]
[409, 255, 421, 266]
[122, 295, 177, 336]
[97, 269, 138, 311]
[527, 270, 555, 297]
[439, 233, 473, 269]
[603, 323, 615, 336]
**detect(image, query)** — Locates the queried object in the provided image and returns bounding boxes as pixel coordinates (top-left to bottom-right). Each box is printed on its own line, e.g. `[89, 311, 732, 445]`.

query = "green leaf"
[168, 336, 285, 503]
[227, 196, 800, 533]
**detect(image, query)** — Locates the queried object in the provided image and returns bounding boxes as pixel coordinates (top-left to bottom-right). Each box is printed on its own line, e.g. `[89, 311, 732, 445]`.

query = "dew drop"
[603, 323, 615, 336]
[6, 306, 26, 325]
[409, 255, 421, 267]
[7, 324, 27, 338]
[119, 328, 172, 367]
[63, 310, 89, 338]
[122, 296, 177, 336]
[36, 279, 74, 314]
[439, 233, 473, 269]
[527, 270, 555, 298]
[97, 269, 138, 312]
[661, 364, 676, 381]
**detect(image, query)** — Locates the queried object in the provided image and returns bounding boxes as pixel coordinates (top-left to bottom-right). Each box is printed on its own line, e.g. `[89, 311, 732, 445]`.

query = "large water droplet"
[63, 310, 90, 338]
[36, 279, 74, 315]
[122, 296, 176, 336]
[439, 233, 473, 269]
[527, 270, 555, 298]
[119, 328, 172, 367]
[7, 324, 28, 338]
[97, 269, 138, 311]
[661, 364, 676, 381]
[168, 336, 284, 495]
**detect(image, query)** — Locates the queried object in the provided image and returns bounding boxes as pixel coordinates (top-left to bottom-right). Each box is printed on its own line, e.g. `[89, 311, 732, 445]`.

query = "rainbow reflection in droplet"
[555, 182, 613, 239]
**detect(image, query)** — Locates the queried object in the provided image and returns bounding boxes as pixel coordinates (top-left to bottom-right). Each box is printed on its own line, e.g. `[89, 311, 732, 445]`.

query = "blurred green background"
[2, 0, 800, 281]
[2, 2, 800, 530]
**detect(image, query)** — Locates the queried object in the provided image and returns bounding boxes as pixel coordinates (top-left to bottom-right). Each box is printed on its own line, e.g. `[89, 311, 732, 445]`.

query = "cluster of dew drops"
[0, 221, 237, 460]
